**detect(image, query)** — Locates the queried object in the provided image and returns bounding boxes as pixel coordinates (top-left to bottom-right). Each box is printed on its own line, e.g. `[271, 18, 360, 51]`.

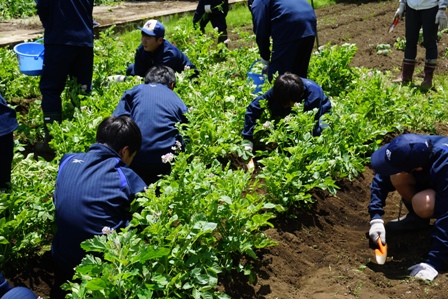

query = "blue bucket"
[13, 42, 45, 76]
[247, 60, 265, 94]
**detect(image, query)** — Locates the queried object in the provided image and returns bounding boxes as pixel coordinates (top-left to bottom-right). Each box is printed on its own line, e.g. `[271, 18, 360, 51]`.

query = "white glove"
[107, 75, 126, 82]
[394, 2, 406, 20]
[205, 4, 212, 13]
[435, 9, 447, 30]
[369, 219, 386, 245]
[408, 263, 438, 281]
[243, 140, 253, 152]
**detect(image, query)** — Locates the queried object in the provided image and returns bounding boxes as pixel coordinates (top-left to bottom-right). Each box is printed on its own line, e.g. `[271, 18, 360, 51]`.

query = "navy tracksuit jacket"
[242, 78, 331, 141]
[36, 0, 94, 120]
[369, 135, 448, 271]
[251, 0, 317, 80]
[128, 40, 199, 78]
[0, 94, 18, 189]
[52, 144, 146, 274]
[113, 83, 188, 183]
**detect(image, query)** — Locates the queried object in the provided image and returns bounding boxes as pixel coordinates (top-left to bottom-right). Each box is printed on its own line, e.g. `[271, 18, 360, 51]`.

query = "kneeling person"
[113, 65, 188, 184]
[51, 115, 146, 298]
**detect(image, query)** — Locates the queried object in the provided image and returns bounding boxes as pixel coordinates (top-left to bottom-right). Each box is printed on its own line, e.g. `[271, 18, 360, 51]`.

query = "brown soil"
[4, 1, 448, 298]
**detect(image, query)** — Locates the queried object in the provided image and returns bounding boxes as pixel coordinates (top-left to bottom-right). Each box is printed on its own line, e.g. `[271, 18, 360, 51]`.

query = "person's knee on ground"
[412, 189, 435, 219]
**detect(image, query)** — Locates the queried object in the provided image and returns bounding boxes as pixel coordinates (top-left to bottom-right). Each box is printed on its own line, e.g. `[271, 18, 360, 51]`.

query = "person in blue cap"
[249, 0, 317, 82]
[0, 93, 18, 191]
[242, 73, 331, 152]
[193, 0, 229, 43]
[0, 272, 38, 299]
[113, 65, 188, 185]
[35, 0, 95, 153]
[368, 133, 448, 281]
[51, 115, 146, 298]
[125, 19, 199, 79]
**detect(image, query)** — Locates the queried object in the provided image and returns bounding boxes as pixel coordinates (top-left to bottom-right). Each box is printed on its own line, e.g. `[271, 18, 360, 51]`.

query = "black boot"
[385, 200, 430, 232]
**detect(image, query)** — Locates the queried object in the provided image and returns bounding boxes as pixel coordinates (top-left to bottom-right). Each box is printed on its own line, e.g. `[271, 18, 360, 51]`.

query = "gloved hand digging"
[408, 263, 438, 281]
[369, 219, 386, 245]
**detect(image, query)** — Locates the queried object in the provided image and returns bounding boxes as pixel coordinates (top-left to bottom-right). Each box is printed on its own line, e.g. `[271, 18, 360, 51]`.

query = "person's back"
[114, 65, 188, 184]
[51, 115, 146, 298]
[250, 0, 316, 80]
[36, 0, 94, 46]
[252, 0, 316, 47]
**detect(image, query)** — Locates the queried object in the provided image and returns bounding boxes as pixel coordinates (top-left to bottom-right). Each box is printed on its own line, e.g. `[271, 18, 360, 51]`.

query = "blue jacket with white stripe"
[52, 144, 146, 270]
[369, 135, 448, 270]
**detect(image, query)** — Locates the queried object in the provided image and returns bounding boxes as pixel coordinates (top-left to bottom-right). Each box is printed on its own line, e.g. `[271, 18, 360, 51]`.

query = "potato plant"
[1, 16, 448, 298]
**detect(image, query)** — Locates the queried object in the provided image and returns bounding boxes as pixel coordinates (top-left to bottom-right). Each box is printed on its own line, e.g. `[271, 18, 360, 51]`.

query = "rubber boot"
[421, 60, 437, 90]
[35, 113, 61, 155]
[385, 200, 430, 232]
[393, 59, 416, 84]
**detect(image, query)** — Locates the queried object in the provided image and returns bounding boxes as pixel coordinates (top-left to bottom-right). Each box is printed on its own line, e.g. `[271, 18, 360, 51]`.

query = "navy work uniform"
[242, 78, 331, 141]
[36, 0, 94, 124]
[193, 0, 229, 42]
[113, 83, 188, 184]
[369, 135, 448, 274]
[52, 144, 146, 297]
[250, 0, 317, 81]
[127, 40, 199, 78]
[0, 94, 18, 189]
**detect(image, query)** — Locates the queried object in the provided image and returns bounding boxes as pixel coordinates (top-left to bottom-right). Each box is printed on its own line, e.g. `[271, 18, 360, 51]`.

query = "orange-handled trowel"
[374, 237, 387, 265]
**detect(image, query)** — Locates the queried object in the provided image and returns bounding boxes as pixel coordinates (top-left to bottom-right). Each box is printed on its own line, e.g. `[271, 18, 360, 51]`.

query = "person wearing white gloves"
[368, 134, 448, 281]
[393, 0, 447, 89]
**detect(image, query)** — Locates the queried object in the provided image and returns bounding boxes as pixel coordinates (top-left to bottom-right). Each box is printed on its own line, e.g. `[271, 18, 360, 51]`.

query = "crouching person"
[113, 65, 188, 185]
[51, 115, 147, 298]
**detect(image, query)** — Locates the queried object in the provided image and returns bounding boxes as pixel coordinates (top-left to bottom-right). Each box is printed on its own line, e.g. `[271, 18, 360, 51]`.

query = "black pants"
[269, 35, 315, 81]
[405, 5, 438, 60]
[0, 133, 14, 189]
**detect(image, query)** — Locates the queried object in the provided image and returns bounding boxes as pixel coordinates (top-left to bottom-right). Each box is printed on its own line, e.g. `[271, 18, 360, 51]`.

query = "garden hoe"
[388, 16, 399, 33]
[374, 237, 387, 265]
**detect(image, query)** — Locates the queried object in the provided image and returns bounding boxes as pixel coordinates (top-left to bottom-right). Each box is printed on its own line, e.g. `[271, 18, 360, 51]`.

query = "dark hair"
[96, 115, 142, 154]
[272, 73, 304, 107]
[144, 65, 176, 86]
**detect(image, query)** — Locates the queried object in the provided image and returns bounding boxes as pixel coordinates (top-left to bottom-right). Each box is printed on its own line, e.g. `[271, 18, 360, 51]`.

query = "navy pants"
[194, 11, 228, 36]
[405, 5, 439, 60]
[130, 161, 171, 185]
[0, 133, 14, 189]
[39, 44, 93, 118]
[269, 35, 315, 82]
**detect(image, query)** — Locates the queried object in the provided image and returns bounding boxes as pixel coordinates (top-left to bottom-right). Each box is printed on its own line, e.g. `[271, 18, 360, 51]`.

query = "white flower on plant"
[294, 102, 301, 108]
[284, 115, 291, 123]
[102, 226, 114, 235]
[223, 39, 230, 44]
[262, 121, 272, 129]
[189, 106, 196, 112]
[184, 65, 190, 70]
[161, 153, 175, 163]
[214, 27, 219, 31]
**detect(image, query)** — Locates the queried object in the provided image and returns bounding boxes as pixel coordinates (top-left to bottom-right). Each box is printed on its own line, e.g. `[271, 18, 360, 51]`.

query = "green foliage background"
[1, 3, 448, 299]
